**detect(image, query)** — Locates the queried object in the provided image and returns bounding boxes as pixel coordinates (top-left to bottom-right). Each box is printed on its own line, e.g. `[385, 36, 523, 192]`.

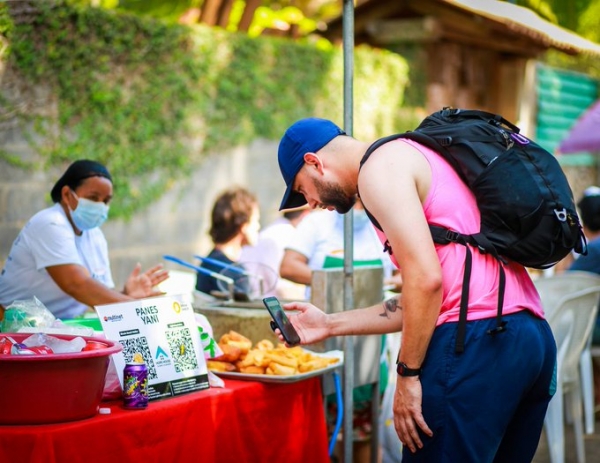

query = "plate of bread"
[207, 330, 343, 383]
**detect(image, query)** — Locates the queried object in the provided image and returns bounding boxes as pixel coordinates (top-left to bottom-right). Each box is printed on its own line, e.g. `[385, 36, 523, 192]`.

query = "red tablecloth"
[0, 377, 329, 463]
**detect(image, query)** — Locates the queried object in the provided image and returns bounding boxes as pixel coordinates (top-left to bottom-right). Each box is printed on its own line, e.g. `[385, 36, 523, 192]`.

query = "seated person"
[280, 198, 402, 298]
[195, 186, 260, 299]
[0, 160, 169, 320]
[556, 186, 600, 410]
[239, 206, 311, 300]
[565, 187, 600, 342]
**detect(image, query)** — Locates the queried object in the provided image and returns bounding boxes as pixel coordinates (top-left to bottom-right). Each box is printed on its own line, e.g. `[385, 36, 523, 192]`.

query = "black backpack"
[359, 108, 587, 352]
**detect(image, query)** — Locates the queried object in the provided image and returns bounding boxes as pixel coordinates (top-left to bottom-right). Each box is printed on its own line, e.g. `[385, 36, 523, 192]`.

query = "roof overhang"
[324, 0, 600, 57]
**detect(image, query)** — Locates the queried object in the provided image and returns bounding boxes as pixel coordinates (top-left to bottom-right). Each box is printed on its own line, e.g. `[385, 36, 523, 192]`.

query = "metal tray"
[213, 350, 343, 384]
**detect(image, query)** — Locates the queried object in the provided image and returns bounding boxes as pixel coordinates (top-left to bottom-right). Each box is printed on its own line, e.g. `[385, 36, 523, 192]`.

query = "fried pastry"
[219, 330, 252, 354]
[208, 334, 339, 377]
[207, 360, 236, 372]
[213, 343, 242, 363]
[266, 362, 297, 376]
[239, 365, 266, 375]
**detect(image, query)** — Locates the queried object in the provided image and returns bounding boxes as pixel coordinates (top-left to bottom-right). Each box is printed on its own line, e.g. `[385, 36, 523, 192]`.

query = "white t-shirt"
[240, 217, 306, 300]
[0, 203, 114, 319]
[285, 210, 394, 297]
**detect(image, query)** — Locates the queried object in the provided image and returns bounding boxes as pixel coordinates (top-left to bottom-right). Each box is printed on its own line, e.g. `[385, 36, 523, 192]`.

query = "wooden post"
[238, 0, 261, 32]
[217, 0, 236, 29]
[199, 0, 222, 26]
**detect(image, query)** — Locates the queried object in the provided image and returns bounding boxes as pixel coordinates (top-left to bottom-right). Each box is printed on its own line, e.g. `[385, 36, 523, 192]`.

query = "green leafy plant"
[2, 2, 410, 218]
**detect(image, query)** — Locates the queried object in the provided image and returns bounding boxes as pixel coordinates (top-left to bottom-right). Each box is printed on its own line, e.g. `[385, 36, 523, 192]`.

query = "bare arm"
[47, 263, 134, 307]
[277, 294, 404, 346]
[47, 262, 169, 307]
[326, 294, 403, 336]
[359, 141, 442, 370]
[279, 249, 312, 285]
[359, 141, 442, 452]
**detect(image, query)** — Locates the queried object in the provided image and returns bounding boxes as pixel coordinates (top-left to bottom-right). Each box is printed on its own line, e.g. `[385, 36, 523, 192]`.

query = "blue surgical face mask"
[69, 190, 109, 230]
[353, 208, 371, 228]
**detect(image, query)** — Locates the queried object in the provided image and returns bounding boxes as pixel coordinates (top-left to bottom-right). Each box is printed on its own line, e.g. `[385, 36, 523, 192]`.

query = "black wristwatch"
[396, 361, 422, 377]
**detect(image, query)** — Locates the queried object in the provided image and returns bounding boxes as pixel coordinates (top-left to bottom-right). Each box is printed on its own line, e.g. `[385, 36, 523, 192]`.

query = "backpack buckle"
[554, 208, 567, 222]
[442, 107, 458, 116]
[445, 230, 460, 242]
[440, 136, 453, 147]
[498, 128, 514, 151]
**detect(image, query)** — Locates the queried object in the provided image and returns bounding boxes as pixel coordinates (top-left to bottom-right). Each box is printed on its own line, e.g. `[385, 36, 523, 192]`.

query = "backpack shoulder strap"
[359, 132, 442, 169]
[360, 134, 407, 168]
[359, 134, 407, 231]
[359, 132, 436, 230]
[359, 128, 508, 353]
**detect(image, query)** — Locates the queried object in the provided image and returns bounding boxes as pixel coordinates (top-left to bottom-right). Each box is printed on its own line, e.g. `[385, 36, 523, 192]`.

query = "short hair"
[209, 187, 257, 244]
[578, 192, 600, 232]
[50, 160, 112, 203]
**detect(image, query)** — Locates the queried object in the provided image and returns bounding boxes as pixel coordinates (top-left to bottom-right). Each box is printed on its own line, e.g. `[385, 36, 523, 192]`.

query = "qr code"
[166, 327, 198, 373]
[120, 336, 157, 380]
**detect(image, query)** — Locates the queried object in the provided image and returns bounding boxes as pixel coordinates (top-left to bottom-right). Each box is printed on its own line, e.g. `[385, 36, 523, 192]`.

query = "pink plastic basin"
[0, 333, 122, 425]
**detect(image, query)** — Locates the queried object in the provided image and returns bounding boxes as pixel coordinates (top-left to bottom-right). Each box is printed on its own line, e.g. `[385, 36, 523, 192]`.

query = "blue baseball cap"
[278, 118, 345, 210]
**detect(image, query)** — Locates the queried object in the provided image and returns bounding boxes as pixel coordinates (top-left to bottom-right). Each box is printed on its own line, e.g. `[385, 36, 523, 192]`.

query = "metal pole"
[371, 372, 380, 463]
[342, 1, 354, 462]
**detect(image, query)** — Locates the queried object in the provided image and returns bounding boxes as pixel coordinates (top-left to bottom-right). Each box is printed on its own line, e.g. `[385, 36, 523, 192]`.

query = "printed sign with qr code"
[95, 295, 209, 400]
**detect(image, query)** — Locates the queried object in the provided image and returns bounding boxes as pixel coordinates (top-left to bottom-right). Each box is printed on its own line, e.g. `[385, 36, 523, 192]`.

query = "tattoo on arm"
[379, 296, 402, 319]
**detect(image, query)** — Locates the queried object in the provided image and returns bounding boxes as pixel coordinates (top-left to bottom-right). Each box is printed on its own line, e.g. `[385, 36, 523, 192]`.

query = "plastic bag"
[102, 357, 123, 401]
[194, 313, 225, 388]
[208, 371, 225, 388]
[195, 313, 223, 360]
[1, 297, 56, 333]
[21, 333, 86, 354]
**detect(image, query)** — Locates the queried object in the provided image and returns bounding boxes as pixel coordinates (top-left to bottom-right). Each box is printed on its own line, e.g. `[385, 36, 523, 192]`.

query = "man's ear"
[304, 152, 324, 174]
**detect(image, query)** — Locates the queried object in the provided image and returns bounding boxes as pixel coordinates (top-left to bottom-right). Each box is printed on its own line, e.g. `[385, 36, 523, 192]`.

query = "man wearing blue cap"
[274, 118, 556, 462]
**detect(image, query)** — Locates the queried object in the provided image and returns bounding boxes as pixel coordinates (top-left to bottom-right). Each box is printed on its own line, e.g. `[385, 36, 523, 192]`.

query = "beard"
[315, 178, 356, 214]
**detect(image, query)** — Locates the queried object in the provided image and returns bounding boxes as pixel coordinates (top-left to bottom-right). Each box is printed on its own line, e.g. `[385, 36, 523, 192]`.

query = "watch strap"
[396, 361, 422, 377]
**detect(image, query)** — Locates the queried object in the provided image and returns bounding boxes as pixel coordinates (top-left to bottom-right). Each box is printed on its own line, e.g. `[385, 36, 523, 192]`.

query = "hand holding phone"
[262, 297, 301, 346]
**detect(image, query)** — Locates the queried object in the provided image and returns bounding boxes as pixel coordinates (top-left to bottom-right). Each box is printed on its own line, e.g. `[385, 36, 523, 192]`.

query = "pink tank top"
[373, 139, 543, 325]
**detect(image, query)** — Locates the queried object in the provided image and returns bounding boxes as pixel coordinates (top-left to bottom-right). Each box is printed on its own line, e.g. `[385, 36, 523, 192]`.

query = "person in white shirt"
[0, 160, 168, 320]
[239, 206, 311, 300]
[280, 199, 402, 298]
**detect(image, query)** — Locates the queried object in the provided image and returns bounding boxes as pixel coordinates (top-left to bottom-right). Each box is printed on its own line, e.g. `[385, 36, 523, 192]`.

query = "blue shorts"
[403, 311, 557, 463]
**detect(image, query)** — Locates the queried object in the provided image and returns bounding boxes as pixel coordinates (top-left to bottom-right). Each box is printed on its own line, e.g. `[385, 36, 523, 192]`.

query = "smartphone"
[262, 296, 301, 346]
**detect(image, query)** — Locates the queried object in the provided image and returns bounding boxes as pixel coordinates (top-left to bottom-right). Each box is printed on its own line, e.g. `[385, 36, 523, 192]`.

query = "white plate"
[212, 350, 344, 384]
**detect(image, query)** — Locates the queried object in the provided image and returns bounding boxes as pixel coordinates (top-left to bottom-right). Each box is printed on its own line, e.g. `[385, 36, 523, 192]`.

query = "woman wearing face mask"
[0, 160, 169, 320]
